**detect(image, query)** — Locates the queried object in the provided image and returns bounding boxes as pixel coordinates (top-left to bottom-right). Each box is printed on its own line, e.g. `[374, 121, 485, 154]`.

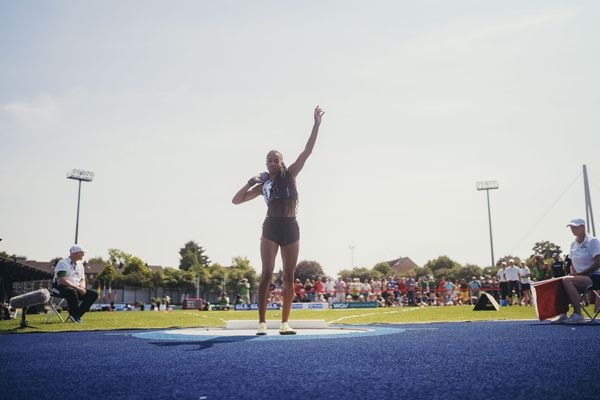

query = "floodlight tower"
[349, 245, 356, 268]
[67, 169, 94, 244]
[583, 165, 596, 236]
[476, 180, 499, 268]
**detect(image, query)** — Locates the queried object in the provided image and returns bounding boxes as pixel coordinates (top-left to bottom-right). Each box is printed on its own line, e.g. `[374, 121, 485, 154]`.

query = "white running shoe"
[256, 322, 267, 336]
[279, 322, 296, 335]
[549, 313, 568, 324]
[564, 313, 586, 325]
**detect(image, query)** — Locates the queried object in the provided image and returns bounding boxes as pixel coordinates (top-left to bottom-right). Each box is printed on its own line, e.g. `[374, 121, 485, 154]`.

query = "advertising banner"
[291, 302, 329, 310]
[331, 301, 378, 309]
[234, 303, 282, 311]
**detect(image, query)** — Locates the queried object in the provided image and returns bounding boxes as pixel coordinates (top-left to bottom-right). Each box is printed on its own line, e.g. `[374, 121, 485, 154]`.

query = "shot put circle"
[132, 325, 405, 342]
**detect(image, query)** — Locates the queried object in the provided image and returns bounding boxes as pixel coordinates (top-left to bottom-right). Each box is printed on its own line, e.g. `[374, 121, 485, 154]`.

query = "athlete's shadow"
[149, 336, 259, 351]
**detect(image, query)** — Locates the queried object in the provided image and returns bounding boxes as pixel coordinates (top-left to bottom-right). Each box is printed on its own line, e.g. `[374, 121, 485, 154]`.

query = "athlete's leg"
[259, 237, 279, 323]
[280, 240, 299, 323]
[562, 275, 592, 314]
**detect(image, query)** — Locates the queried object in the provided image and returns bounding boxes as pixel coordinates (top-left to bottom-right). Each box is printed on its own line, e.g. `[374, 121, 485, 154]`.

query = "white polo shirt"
[570, 235, 600, 275]
[505, 266, 520, 282]
[519, 266, 531, 284]
[496, 268, 507, 282]
[54, 256, 85, 286]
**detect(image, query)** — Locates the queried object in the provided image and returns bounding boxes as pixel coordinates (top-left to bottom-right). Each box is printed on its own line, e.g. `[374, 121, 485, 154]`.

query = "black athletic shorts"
[591, 274, 600, 289]
[262, 217, 300, 246]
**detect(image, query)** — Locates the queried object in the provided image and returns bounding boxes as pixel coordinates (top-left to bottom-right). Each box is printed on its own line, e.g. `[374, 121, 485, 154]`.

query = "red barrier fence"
[269, 288, 500, 295]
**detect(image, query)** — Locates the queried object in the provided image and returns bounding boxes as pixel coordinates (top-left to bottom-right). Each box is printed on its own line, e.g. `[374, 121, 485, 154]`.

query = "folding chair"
[579, 283, 600, 324]
[44, 287, 67, 323]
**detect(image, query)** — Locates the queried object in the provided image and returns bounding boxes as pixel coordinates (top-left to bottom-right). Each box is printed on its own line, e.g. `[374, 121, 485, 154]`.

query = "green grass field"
[0, 305, 555, 334]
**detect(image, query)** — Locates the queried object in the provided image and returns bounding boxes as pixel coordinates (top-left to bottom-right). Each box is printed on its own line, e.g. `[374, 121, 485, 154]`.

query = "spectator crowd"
[258, 254, 574, 308]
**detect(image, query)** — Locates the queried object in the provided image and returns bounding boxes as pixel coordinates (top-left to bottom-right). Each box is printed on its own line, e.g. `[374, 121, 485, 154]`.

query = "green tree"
[452, 263, 483, 282]
[295, 260, 325, 282]
[162, 268, 180, 288]
[482, 265, 497, 278]
[179, 241, 210, 271]
[225, 257, 259, 296]
[206, 263, 228, 293]
[372, 262, 392, 277]
[180, 270, 197, 291]
[122, 256, 149, 274]
[149, 269, 165, 297]
[88, 256, 106, 265]
[123, 272, 151, 287]
[163, 268, 196, 291]
[338, 267, 382, 282]
[231, 256, 251, 270]
[532, 241, 562, 260]
[425, 256, 461, 273]
[107, 249, 133, 268]
[424, 256, 462, 282]
[412, 265, 433, 279]
[97, 264, 120, 283]
[122, 256, 151, 287]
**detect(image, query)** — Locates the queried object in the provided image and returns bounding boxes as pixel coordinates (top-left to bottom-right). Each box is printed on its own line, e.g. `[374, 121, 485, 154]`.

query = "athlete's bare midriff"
[266, 199, 297, 218]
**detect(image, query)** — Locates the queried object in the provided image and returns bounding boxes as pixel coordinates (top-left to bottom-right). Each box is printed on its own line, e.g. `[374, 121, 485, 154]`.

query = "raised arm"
[287, 106, 324, 178]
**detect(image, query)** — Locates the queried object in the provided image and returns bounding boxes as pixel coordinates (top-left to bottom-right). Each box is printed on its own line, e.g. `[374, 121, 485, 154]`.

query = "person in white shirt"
[551, 219, 600, 324]
[519, 261, 532, 306]
[496, 262, 509, 304]
[334, 278, 346, 303]
[505, 259, 521, 305]
[53, 245, 98, 323]
[324, 277, 335, 301]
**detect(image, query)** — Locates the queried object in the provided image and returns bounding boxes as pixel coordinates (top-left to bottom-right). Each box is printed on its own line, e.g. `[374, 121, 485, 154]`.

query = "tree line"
[4, 238, 563, 295]
[91, 241, 259, 298]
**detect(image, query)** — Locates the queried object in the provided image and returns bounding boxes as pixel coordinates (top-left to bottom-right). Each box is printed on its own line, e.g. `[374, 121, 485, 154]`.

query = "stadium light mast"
[67, 169, 94, 244]
[476, 180, 499, 268]
[583, 165, 596, 236]
[348, 245, 356, 268]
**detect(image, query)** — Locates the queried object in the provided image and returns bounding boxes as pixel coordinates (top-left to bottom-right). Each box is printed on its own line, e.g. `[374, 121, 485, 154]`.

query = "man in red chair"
[551, 219, 600, 324]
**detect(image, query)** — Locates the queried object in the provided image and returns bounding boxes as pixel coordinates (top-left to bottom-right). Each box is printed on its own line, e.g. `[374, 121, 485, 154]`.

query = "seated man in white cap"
[551, 219, 600, 324]
[53, 245, 98, 323]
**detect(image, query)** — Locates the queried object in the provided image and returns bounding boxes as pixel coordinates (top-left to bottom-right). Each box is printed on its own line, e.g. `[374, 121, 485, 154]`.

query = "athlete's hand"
[314, 105, 324, 126]
[247, 172, 268, 187]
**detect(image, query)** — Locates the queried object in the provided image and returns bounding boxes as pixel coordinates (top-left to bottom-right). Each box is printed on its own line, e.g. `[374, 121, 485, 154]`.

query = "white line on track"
[181, 312, 227, 323]
[328, 308, 419, 324]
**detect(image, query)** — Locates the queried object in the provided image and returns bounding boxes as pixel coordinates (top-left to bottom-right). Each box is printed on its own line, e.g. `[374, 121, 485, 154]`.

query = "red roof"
[385, 257, 419, 274]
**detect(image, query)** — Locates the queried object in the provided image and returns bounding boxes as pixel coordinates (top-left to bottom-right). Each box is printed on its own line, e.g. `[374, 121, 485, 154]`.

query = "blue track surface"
[1, 321, 599, 400]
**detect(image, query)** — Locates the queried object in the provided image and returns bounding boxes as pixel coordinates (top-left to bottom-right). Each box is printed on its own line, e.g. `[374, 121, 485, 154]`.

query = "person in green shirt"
[240, 278, 251, 304]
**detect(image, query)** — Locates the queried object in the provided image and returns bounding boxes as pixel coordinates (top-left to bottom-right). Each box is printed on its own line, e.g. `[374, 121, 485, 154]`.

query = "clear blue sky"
[1, 1, 599, 277]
